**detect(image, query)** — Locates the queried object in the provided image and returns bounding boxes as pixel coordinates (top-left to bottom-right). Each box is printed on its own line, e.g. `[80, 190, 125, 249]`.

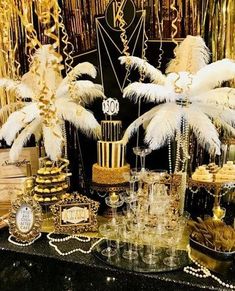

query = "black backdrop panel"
[69, 40, 176, 194]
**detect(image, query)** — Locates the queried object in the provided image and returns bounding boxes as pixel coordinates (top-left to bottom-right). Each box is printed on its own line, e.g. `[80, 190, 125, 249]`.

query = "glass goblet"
[133, 146, 152, 172]
[141, 227, 160, 265]
[120, 223, 138, 260]
[163, 216, 187, 267]
[99, 223, 117, 257]
[105, 193, 124, 226]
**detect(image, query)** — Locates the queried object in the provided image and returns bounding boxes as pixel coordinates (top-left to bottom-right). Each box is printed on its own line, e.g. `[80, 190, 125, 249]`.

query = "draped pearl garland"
[184, 245, 235, 289]
[47, 232, 105, 256]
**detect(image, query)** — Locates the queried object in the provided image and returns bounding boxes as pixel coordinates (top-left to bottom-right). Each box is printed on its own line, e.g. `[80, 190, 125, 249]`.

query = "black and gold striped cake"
[92, 120, 130, 185]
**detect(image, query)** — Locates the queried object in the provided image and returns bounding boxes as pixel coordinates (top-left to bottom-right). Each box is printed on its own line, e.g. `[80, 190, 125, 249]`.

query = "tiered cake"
[92, 120, 130, 185]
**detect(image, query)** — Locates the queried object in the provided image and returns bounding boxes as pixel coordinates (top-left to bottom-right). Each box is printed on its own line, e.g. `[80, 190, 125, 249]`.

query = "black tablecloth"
[0, 229, 234, 291]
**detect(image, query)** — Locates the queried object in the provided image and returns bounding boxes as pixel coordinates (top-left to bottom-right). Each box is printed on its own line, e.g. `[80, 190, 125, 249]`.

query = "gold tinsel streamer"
[0, 0, 22, 125]
[170, 0, 179, 51]
[117, 0, 132, 86]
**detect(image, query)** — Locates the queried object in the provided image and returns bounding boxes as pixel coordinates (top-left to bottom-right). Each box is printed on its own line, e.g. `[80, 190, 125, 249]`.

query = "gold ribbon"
[170, 0, 179, 53]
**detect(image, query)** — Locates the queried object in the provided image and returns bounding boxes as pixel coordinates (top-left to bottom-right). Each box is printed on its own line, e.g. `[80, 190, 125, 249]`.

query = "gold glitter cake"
[92, 120, 130, 185]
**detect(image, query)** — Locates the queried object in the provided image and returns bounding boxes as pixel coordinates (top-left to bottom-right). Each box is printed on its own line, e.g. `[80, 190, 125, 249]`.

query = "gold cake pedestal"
[188, 178, 235, 220]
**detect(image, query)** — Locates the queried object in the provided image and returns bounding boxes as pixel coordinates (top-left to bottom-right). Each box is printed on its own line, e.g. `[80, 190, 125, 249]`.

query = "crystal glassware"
[133, 146, 152, 172]
[141, 226, 160, 265]
[99, 223, 117, 257]
[163, 215, 188, 267]
[105, 192, 124, 226]
[120, 222, 138, 260]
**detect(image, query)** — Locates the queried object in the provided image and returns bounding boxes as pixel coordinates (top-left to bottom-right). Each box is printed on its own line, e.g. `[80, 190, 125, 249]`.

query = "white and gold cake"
[192, 166, 213, 182]
[92, 120, 130, 185]
[214, 161, 235, 182]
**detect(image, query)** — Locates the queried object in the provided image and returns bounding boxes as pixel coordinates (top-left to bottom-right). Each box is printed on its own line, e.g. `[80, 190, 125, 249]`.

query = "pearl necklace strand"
[47, 232, 104, 256]
[184, 245, 235, 289]
[167, 136, 172, 174]
[8, 233, 42, 247]
[189, 183, 235, 198]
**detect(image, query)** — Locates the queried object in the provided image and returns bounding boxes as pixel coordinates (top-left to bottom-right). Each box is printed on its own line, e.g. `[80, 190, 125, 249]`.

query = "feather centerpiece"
[0, 45, 104, 161]
[119, 35, 235, 161]
[166, 35, 210, 74]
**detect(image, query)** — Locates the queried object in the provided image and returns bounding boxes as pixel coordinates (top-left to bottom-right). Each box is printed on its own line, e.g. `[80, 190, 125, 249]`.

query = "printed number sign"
[102, 98, 119, 116]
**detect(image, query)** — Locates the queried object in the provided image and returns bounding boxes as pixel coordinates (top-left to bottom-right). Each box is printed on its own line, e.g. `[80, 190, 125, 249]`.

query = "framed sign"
[51, 194, 99, 234]
[9, 195, 42, 243]
[0, 147, 39, 178]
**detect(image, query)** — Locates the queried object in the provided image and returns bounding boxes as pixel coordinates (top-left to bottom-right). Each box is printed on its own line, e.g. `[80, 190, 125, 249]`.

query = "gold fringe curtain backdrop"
[0, 0, 234, 75]
[0, 0, 23, 124]
[62, 0, 235, 64]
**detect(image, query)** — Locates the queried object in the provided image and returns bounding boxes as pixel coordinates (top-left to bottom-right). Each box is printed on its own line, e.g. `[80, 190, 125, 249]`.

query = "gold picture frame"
[51, 194, 99, 234]
[9, 195, 42, 243]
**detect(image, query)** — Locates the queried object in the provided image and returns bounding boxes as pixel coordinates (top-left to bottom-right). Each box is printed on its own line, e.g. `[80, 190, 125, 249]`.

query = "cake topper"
[102, 97, 119, 117]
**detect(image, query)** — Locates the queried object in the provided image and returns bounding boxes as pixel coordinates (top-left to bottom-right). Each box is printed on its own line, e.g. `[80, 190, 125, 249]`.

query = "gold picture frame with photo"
[8, 195, 42, 243]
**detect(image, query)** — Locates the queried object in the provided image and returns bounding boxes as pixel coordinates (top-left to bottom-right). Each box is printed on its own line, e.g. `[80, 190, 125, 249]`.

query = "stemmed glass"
[122, 190, 137, 220]
[99, 223, 117, 257]
[99, 193, 124, 258]
[133, 146, 152, 172]
[142, 170, 168, 216]
[121, 221, 138, 260]
[140, 226, 160, 265]
[163, 216, 188, 267]
[105, 192, 124, 226]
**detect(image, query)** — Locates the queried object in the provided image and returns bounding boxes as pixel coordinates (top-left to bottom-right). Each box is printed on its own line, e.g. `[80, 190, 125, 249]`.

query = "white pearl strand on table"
[184, 245, 235, 289]
[8, 233, 42, 247]
[47, 232, 105, 256]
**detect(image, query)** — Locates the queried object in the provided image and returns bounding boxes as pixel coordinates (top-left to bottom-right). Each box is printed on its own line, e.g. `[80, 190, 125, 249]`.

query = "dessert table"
[0, 229, 234, 291]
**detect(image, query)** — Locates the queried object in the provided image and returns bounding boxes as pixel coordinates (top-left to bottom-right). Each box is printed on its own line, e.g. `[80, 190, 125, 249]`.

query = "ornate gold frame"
[9, 195, 42, 242]
[51, 194, 99, 234]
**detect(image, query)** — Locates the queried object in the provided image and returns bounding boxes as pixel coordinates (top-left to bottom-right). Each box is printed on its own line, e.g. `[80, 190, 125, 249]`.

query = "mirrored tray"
[93, 239, 190, 273]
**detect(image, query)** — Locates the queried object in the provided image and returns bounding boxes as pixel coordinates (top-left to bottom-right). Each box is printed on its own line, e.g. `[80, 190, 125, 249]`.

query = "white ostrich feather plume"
[59, 62, 97, 89]
[43, 123, 63, 161]
[122, 105, 162, 144]
[192, 87, 235, 109]
[56, 98, 101, 139]
[0, 45, 103, 161]
[145, 103, 182, 149]
[166, 35, 210, 74]
[56, 80, 104, 104]
[184, 106, 220, 155]
[123, 82, 175, 103]
[0, 78, 33, 99]
[0, 112, 26, 145]
[0, 103, 40, 145]
[192, 59, 235, 96]
[120, 35, 235, 155]
[10, 117, 42, 161]
[119, 56, 166, 84]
